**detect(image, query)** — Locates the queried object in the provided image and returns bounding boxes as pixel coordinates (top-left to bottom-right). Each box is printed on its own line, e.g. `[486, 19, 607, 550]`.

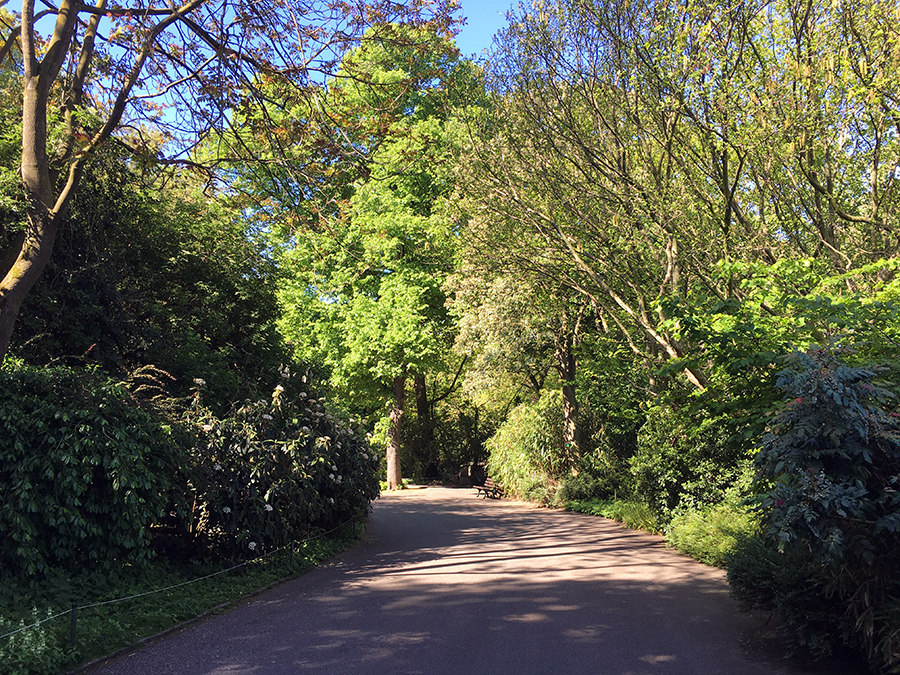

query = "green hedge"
[0, 361, 383, 578]
[0, 363, 184, 578]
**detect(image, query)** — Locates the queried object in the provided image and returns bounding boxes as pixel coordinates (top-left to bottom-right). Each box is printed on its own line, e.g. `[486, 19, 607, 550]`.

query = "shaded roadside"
[85, 487, 869, 675]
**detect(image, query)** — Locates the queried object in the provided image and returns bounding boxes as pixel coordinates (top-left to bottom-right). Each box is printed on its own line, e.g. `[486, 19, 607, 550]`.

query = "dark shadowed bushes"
[186, 380, 380, 557]
[630, 402, 752, 525]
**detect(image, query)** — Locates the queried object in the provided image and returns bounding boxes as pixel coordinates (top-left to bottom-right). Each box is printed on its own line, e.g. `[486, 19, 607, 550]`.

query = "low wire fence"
[0, 518, 358, 651]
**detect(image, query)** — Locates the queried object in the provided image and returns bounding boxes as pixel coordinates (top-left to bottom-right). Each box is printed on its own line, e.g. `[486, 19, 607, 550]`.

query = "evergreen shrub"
[188, 379, 380, 557]
[630, 403, 750, 524]
[734, 345, 900, 671]
[0, 362, 184, 578]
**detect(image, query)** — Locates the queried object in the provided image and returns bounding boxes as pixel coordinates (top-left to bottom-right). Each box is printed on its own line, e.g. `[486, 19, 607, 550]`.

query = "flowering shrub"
[188, 380, 380, 557]
[746, 345, 900, 670]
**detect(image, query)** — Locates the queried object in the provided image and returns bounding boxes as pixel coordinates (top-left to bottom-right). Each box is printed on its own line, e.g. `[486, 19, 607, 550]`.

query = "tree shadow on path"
[87, 487, 871, 675]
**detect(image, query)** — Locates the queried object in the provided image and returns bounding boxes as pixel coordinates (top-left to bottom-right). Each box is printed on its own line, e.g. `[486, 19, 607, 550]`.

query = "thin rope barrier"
[0, 517, 357, 642]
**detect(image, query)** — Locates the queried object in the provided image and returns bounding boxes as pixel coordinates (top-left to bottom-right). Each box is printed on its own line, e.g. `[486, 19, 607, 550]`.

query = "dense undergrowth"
[0, 524, 362, 675]
[0, 359, 380, 674]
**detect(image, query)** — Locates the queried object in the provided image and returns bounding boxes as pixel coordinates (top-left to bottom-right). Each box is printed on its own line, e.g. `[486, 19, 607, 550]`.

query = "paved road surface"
[86, 487, 869, 675]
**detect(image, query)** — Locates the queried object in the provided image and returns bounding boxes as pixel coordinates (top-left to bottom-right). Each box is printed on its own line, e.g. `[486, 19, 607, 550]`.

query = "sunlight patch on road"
[501, 612, 548, 623]
[563, 623, 611, 644]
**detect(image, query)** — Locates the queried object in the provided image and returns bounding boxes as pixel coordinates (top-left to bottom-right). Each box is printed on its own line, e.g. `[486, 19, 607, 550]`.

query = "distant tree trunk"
[412, 372, 433, 459]
[414, 373, 428, 422]
[554, 331, 581, 465]
[385, 374, 406, 490]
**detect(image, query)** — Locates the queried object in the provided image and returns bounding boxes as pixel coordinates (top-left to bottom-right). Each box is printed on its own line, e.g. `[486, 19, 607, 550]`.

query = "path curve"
[86, 487, 868, 675]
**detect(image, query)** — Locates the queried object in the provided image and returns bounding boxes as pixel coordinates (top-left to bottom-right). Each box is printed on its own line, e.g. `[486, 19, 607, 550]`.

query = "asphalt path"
[86, 487, 869, 675]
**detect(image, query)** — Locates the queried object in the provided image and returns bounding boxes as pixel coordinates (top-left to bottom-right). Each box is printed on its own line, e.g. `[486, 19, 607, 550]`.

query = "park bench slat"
[473, 477, 503, 499]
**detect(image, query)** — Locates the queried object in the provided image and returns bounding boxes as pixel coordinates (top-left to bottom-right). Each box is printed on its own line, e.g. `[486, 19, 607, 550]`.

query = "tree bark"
[1, 0, 107, 362]
[385, 374, 406, 490]
[0, 213, 59, 359]
[412, 372, 433, 458]
[554, 331, 581, 465]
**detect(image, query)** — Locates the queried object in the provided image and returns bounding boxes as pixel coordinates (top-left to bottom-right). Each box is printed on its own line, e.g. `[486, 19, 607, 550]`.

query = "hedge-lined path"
[86, 486, 867, 675]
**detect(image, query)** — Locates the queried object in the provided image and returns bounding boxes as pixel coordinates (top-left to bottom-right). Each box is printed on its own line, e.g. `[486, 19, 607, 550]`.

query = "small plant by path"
[0, 524, 362, 675]
[564, 498, 660, 534]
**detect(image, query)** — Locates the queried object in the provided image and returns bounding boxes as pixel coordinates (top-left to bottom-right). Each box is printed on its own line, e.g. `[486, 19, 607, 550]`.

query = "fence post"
[69, 603, 77, 647]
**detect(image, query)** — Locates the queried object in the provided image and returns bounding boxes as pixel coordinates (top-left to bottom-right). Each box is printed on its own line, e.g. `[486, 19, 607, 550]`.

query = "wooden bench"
[474, 478, 504, 499]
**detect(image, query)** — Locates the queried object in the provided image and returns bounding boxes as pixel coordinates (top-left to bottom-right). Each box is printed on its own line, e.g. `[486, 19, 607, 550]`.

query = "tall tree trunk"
[385, 374, 406, 490]
[2, 71, 62, 360]
[412, 372, 433, 459]
[1, 0, 82, 362]
[0, 212, 59, 360]
[554, 331, 581, 465]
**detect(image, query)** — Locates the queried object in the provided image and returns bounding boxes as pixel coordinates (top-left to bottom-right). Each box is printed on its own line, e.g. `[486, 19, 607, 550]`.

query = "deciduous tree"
[459, 0, 900, 394]
[0, 0, 457, 360]
[269, 26, 467, 488]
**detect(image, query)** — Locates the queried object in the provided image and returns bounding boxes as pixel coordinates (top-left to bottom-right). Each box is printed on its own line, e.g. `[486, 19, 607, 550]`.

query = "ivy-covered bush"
[0, 362, 184, 578]
[739, 345, 900, 671]
[188, 379, 380, 557]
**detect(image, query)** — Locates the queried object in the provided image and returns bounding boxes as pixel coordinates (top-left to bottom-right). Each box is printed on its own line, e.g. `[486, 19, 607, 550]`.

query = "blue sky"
[454, 0, 516, 58]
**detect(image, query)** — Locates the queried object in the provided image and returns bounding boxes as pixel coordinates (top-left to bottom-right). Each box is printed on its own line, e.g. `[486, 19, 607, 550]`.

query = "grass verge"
[0, 522, 364, 675]
[565, 498, 761, 570]
[564, 498, 660, 534]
